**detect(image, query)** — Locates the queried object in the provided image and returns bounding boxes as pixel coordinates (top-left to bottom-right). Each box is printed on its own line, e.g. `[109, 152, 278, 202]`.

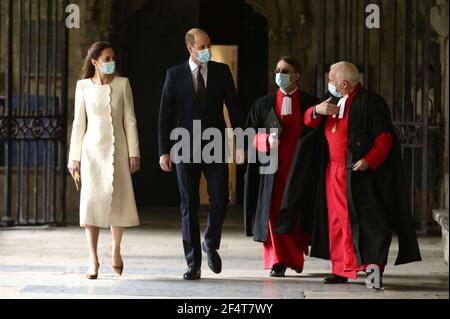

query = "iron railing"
[0, 0, 69, 226]
[316, 0, 443, 235]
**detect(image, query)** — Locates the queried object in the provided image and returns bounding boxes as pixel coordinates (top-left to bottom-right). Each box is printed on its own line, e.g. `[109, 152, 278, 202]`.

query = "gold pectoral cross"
[331, 122, 337, 133]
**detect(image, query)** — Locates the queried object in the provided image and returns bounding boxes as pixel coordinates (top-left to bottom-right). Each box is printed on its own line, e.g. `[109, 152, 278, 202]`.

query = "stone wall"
[66, 0, 450, 219]
[2, 0, 448, 223]
[430, 0, 449, 210]
[248, 0, 449, 215]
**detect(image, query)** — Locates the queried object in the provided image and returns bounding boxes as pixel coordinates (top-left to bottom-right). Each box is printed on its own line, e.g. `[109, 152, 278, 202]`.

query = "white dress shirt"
[189, 57, 208, 93]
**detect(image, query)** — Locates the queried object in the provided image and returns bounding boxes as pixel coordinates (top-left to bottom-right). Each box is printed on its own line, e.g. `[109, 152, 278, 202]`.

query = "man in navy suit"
[158, 28, 244, 280]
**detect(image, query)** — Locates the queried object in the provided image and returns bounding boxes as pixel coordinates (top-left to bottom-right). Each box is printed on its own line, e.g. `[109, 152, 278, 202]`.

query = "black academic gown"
[275, 89, 422, 266]
[244, 91, 319, 242]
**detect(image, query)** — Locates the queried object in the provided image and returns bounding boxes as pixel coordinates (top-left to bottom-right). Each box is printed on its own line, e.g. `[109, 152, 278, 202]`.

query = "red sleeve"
[253, 133, 269, 153]
[304, 106, 322, 128]
[364, 133, 393, 170]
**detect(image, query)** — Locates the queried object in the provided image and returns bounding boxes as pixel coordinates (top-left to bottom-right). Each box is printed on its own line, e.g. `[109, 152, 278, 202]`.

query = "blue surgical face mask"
[328, 82, 343, 98]
[275, 73, 292, 89]
[100, 61, 116, 75]
[197, 48, 211, 64]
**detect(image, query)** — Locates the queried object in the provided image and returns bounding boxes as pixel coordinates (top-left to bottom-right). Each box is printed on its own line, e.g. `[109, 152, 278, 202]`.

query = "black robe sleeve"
[244, 101, 263, 237]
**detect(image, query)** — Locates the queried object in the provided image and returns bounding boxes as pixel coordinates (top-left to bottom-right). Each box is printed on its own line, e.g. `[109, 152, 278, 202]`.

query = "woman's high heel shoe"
[111, 248, 124, 276]
[86, 262, 100, 280]
[112, 264, 124, 276]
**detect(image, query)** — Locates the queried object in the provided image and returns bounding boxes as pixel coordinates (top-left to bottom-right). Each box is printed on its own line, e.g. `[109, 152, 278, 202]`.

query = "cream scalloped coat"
[68, 76, 140, 228]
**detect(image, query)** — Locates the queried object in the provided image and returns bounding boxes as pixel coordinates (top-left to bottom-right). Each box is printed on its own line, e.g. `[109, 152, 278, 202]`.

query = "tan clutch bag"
[73, 170, 81, 191]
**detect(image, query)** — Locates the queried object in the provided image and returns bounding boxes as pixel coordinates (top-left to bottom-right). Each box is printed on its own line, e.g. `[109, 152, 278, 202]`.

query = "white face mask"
[328, 82, 343, 98]
[100, 61, 116, 75]
[275, 73, 292, 89]
[197, 48, 211, 64]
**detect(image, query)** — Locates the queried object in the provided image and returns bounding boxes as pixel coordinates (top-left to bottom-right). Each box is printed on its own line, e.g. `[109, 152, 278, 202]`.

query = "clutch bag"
[73, 170, 81, 191]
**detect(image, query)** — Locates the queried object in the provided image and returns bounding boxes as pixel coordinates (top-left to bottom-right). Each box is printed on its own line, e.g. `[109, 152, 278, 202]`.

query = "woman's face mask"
[100, 61, 116, 75]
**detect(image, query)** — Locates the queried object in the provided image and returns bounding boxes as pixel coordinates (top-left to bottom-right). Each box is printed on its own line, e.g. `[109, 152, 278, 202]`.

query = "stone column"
[431, 0, 449, 265]
[246, 0, 314, 91]
[431, 0, 449, 209]
[442, 36, 449, 210]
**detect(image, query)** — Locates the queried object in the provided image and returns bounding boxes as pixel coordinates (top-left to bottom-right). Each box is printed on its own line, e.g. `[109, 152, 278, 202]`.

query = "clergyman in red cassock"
[276, 62, 421, 288]
[244, 57, 319, 277]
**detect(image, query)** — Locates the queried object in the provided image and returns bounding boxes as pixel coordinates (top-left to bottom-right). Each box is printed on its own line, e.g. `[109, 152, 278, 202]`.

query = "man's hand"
[129, 157, 141, 174]
[159, 154, 173, 172]
[315, 97, 340, 116]
[235, 149, 245, 165]
[268, 132, 279, 149]
[68, 160, 80, 177]
[352, 159, 370, 171]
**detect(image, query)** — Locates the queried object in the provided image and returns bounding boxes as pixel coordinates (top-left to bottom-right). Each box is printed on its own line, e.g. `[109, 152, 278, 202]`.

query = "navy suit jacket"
[158, 60, 242, 157]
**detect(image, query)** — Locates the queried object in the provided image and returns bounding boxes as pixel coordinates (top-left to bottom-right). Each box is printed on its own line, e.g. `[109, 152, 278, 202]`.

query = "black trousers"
[175, 162, 229, 269]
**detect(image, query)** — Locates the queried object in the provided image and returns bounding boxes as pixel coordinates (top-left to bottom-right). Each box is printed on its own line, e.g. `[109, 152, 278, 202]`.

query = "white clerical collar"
[189, 57, 207, 72]
[280, 87, 298, 116]
[280, 87, 298, 96]
[333, 95, 348, 119]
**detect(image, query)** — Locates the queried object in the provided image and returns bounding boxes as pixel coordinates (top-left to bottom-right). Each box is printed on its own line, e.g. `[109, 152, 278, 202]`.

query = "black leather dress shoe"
[323, 274, 348, 284]
[183, 267, 201, 280]
[270, 264, 286, 277]
[202, 242, 222, 274]
[293, 266, 303, 274]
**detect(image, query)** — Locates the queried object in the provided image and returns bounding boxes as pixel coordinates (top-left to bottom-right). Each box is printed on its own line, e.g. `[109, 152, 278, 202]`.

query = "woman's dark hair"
[80, 41, 113, 79]
[278, 56, 302, 74]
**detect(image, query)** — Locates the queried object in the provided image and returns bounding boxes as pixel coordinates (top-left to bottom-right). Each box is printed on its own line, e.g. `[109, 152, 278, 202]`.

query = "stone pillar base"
[433, 209, 449, 265]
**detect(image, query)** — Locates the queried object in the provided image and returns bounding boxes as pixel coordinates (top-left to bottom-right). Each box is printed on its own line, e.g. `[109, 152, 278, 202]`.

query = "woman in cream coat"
[68, 41, 140, 279]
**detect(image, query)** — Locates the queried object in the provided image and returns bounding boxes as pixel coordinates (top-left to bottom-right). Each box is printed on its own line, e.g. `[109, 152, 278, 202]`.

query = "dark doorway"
[200, 0, 269, 205]
[123, 0, 268, 207]
[123, 0, 200, 207]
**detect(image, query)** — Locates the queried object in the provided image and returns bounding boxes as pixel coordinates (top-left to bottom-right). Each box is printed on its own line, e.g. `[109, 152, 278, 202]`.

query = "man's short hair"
[185, 28, 208, 47]
[278, 56, 302, 73]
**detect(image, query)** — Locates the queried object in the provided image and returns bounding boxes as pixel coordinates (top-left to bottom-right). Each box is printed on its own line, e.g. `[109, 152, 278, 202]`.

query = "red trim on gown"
[304, 84, 390, 279]
[254, 89, 310, 269]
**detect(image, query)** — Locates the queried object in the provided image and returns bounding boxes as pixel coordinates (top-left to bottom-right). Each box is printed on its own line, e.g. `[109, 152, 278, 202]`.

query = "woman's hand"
[68, 160, 80, 177]
[130, 157, 140, 174]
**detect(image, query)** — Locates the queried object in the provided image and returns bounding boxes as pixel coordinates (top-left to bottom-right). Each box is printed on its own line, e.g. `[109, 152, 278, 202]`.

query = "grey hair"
[330, 62, 361, 84]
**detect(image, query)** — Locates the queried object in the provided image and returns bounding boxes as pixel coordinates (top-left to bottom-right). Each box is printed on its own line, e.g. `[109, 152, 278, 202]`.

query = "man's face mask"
[275, 73, 292, 89]
[197, 48, 211, 64]
[328, 81, 343, 98]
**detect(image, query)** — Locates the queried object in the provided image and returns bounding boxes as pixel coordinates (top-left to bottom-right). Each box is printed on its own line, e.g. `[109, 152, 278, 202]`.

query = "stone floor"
[0, 208, 448, 299]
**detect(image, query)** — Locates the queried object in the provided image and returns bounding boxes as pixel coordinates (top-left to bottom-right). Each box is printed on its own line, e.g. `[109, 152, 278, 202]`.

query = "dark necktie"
[197, 65, 207, 110]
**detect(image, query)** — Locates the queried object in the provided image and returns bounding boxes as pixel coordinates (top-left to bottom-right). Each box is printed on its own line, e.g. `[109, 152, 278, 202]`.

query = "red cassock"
[305, 83, 392, 278]
[253, 89, 310, 269]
